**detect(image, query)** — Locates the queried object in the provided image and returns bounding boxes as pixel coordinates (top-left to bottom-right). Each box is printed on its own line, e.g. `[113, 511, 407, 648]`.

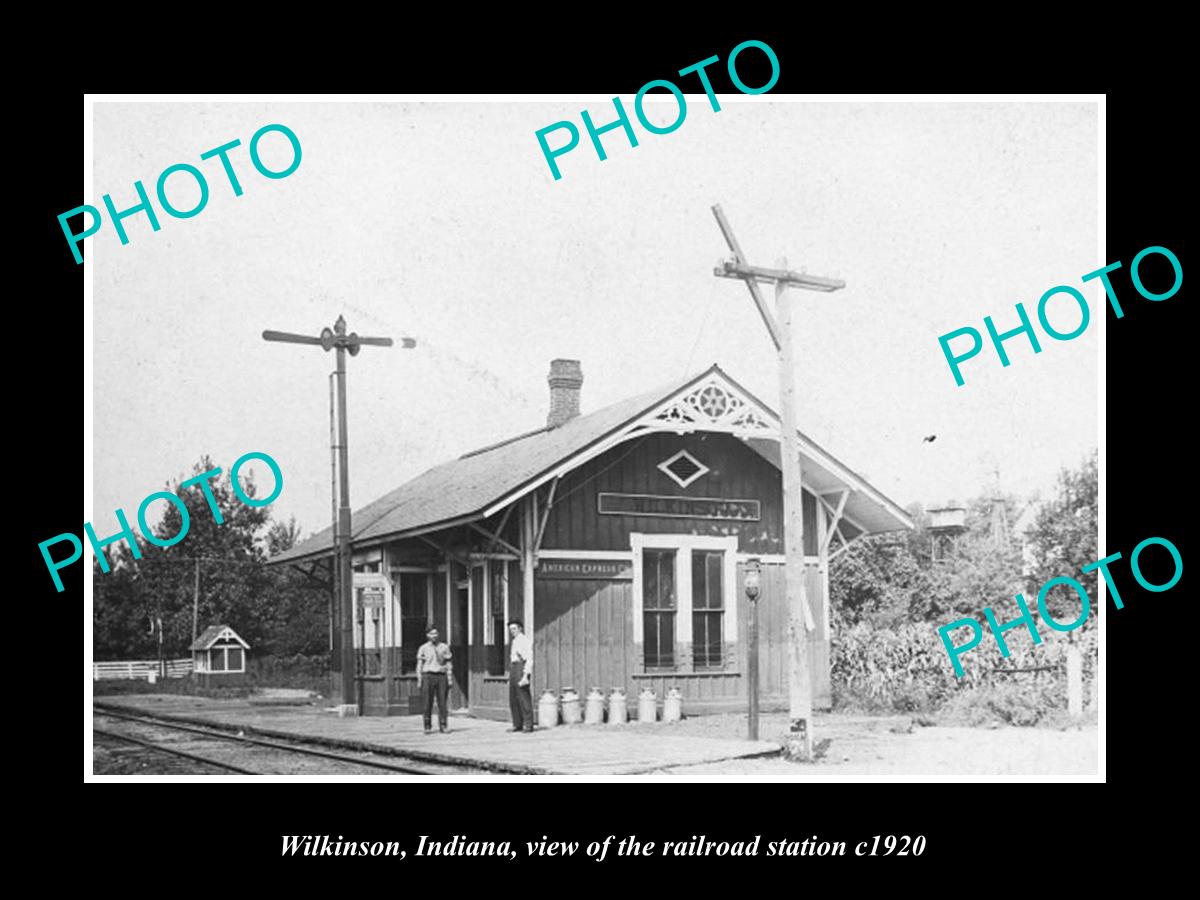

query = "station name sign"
[538, 559, 634, 580]
[597, 492, 761, 521]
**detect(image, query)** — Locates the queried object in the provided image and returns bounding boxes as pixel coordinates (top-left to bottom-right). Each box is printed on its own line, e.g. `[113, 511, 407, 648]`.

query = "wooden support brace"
[493, 503, 515, 547]
[469, 523, 521, 558]
[819, 490, 850, 556]
[828, 531, 863, 563]
[419, 534, 470, 567]
[532, 476, 560, 557]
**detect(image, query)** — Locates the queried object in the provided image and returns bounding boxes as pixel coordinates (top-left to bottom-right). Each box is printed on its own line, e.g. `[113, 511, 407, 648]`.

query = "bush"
[938, 679, 1063, 726]
[246, 653, 329, 692]
[831, 621, 1096, 725]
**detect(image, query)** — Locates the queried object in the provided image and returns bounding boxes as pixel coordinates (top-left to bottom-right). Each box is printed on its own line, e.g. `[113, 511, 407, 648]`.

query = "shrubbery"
[831, 621, 1097, 726]
[246, 653, 330, 693]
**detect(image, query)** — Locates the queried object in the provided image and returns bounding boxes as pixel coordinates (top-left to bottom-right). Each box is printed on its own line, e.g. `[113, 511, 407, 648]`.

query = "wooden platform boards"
[93, 694, 782, 776]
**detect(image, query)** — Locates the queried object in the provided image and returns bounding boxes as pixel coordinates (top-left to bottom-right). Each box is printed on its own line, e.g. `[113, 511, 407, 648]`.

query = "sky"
[90, 99, 1098, 541]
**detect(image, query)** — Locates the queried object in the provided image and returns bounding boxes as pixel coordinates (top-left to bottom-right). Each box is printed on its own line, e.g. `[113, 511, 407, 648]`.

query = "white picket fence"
[93, 659, 194, 681]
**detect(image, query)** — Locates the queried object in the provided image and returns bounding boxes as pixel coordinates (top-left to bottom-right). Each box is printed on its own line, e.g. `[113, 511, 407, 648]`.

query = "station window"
[642, 549, 677, 668]
[692, 551, 724, 668]
[636, 538, 735, 673]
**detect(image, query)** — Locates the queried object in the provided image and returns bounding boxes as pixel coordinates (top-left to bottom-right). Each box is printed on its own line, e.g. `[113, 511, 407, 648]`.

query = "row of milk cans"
[537, 687, 683, 726]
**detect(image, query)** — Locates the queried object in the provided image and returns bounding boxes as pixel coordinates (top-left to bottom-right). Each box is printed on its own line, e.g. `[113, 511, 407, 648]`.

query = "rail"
[92, 708, 461, 775]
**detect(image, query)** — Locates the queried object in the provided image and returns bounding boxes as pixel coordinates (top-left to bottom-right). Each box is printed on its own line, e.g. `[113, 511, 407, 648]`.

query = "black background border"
[31, 30, 1186, 881]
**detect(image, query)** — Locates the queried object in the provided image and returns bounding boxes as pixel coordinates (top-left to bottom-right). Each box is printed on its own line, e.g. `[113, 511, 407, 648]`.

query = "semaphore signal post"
[262, 315, 415, 715]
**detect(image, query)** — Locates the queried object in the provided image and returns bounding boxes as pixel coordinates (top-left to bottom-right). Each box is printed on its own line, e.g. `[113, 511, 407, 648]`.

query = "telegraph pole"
[192, 558, 200, 646]
[711, 205, 845, 761]
[262, 315, 414, 716]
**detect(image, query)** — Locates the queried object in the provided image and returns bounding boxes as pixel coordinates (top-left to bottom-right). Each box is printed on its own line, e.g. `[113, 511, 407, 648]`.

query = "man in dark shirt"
[415, 625, 453, 734]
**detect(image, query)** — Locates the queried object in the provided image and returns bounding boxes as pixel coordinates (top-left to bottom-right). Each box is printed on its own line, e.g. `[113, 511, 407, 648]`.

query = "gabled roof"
[270, 364, 912, 566]
[190, 625, 250, 651]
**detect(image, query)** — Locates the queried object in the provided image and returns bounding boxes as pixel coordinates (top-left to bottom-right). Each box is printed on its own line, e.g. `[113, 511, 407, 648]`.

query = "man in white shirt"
[507, 619, 534, 733]
[415, 625, 453, 734]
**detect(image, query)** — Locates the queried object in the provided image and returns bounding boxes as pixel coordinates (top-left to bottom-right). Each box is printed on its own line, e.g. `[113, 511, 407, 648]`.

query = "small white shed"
[190, 625, 250, 676]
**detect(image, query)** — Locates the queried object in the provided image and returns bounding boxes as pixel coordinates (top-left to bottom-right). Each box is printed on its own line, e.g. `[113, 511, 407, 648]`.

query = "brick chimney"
[547, 359, 583, 428]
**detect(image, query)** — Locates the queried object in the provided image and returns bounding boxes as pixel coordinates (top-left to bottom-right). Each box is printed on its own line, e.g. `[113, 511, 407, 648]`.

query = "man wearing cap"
[415, 625, 453, 734]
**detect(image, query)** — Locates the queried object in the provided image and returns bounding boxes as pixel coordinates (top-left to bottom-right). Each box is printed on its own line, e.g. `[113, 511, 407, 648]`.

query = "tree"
[1024, 453, 1098, 623]
[917, 493, 1025, 622]
[92, 457, 329, 661]
[829, 530, 930, 628]
[833, 493, 1026, 628]
[267, 516, 302, 556]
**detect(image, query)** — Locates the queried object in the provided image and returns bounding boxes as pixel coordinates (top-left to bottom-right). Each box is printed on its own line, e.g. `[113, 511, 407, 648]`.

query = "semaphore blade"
[262, 330, 325, 345]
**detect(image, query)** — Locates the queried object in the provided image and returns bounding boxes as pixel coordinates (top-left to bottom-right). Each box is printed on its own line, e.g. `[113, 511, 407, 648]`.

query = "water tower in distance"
[928, 504, 967, 563]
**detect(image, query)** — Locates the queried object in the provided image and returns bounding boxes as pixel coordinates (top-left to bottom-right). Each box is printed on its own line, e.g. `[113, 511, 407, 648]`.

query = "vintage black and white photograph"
[85, 96, 1101, 779]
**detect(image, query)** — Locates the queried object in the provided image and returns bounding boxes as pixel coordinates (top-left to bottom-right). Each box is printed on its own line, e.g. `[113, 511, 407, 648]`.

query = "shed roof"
[270, 364, 912, 566]
[189, 625, 250, 651]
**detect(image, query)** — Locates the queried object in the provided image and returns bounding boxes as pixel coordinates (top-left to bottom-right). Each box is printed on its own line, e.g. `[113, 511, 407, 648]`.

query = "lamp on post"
[744, 557, 762, 741]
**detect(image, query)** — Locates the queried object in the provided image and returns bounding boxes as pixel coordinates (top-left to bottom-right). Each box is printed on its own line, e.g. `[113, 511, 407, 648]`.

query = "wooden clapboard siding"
[527, 562, 830, 716]
[357, 649, 421, 715]
[533, 578, 633, 698]
[510, 557, 832, 719]
[474, 677, 509, 716]
[541, 431, 819, 556]
[630, 672, 745, 714]
[732, 559, 831, 711]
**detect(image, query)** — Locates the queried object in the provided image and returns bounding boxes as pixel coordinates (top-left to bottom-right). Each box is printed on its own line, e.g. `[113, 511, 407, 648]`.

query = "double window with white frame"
[631, 534, 738, 672]
[205, 643, 245, 673]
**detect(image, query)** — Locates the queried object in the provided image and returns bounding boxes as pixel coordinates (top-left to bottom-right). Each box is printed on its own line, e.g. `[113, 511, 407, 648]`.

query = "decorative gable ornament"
[646, 374, 775, 438]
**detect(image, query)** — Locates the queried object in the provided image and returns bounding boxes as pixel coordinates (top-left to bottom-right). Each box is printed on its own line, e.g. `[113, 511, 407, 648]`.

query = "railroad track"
[93, 708, 476, 775]
[94, 726, 256, 774]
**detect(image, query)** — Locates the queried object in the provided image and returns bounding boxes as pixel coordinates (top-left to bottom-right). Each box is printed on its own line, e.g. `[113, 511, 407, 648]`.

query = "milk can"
[583, 688, 605, 725]
[537, 689, 558, 729]
[607, 688, 627, 724]
[637, 687, 658, 723]
[561, 687, 582, 724]
[662, 687, 683, 723]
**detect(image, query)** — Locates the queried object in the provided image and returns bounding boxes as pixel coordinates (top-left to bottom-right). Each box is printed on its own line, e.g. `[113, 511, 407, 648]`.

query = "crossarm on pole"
[711, 205, 783, 351]
[715, 261, 845, 292]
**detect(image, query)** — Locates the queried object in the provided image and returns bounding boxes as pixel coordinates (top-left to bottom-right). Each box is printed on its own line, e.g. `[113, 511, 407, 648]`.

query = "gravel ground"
[630, 711, 1098, 777]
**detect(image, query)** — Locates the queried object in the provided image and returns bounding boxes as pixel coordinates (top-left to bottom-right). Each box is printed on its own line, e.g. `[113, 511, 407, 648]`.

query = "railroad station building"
[270, 361, 911, 718]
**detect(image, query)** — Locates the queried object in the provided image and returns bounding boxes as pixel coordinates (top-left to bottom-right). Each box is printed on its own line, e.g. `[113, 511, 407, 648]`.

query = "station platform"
[93, 694, 782, 775]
